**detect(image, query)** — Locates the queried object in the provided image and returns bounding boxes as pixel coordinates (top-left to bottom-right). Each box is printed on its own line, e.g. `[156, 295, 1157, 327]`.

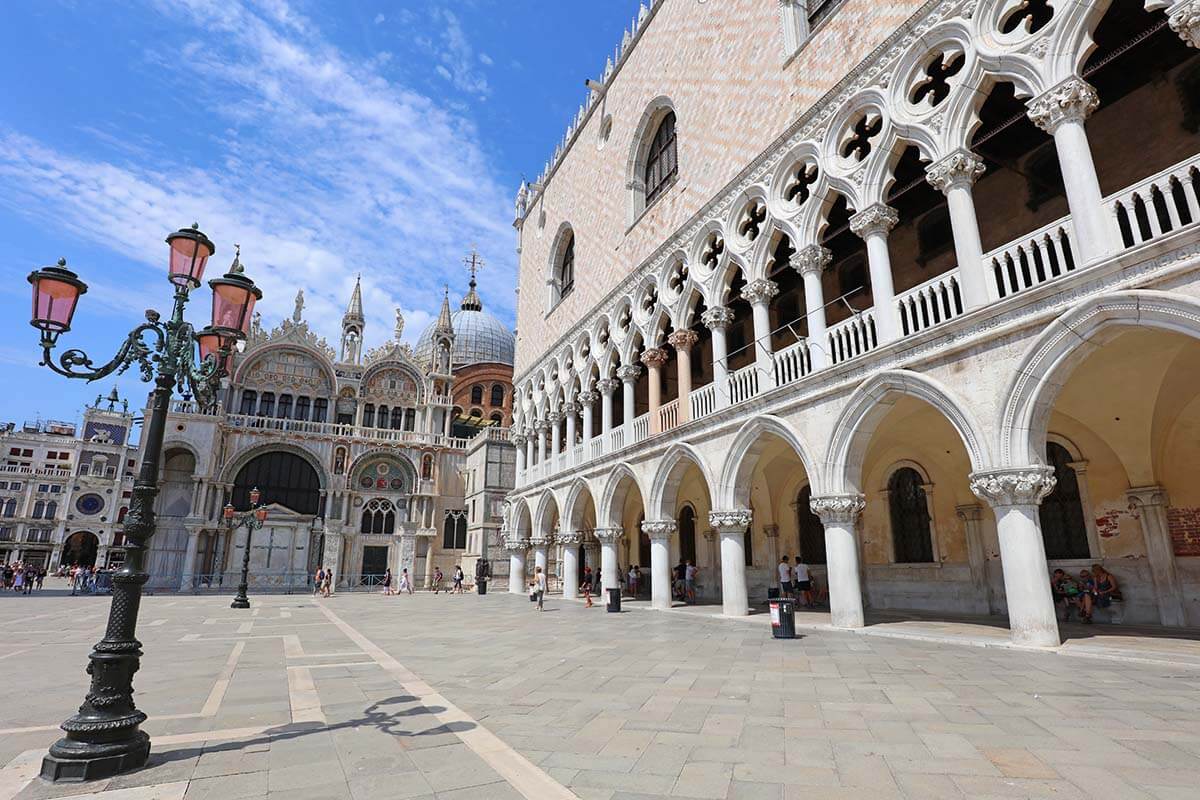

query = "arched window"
[361, 499, 396, 535]
[490, 384, 504, 407]
[363, 403, 375, 427]
[489, 412, 503, 424]
[45, 501, 57, 519]
[258, 392, 275, 417]
[442, 511, 468, 548]
[277, 394, 293, 419]
[1, 498, 15, 517]
[421, 454, 434, 480]
[32, 500, 45, 519]
[333, 447, 347, 475]
[1039, 442, 1090, 559]
[678, 505, 697, 563]
[404, 409, 416, 431]
[376, 405, 389, 428]
[796, 485, 827, 564]
[888, 467, 934, 563]
[391, 407, 404, 430]
[644, 111, 678, 205]
[239, 390, 257, 415]
[294, 396, 310, 421]
[312, 398, 328, 423]
[233, 451, 321, 515]
[558, 231, 575, 298]
[471, 385, 484, 405]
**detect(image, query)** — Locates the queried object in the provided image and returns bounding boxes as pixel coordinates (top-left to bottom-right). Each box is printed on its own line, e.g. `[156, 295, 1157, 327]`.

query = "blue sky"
[0, 0, 637, 427]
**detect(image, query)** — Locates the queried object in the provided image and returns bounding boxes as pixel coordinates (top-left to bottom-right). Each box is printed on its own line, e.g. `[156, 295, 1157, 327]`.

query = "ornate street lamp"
[29, 224, 262, 782]
[225, 487, 270, 610]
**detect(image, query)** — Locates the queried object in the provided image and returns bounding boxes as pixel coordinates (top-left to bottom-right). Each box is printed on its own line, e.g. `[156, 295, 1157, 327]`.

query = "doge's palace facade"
[505, 0, 1200, 646]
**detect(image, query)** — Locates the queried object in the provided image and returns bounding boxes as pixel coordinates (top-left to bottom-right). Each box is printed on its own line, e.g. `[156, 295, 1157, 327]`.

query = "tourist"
[431, 566, 443, 594]
[23, 563, 37, 595]
[1090, 564, 1121, 612]
[592, 567, 602, 595]
[398, 568, 412, 594]
[314, 566, 325, 595]
[382, 567, 393, 596]
[673, 560, 686, 600]
[1050, 568, 1084, 619]
[580, 566, 593, 607]
[777, 556, 792, 599]
[35, 567, 45, 590]
[627, 565, 638, 597]
[13, 564, 24, 594]
[322, 569, 333, 598]
[684, 560, 697, 605]
[793, 556, 812, 607]
[533, 565, 546, 611]
[453, 565, 464, 593]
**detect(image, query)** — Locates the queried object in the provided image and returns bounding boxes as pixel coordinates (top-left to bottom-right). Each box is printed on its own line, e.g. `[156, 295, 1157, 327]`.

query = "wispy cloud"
[435, 9, 491, 98]
[0, 0, 514, 351]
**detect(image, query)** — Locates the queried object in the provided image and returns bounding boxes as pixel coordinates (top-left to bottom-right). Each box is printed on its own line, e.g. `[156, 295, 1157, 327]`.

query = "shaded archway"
[61, 531, 99, 568]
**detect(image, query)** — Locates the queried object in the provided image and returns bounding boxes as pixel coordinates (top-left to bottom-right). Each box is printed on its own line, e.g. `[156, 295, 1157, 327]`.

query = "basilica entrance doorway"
[361, 545, 389, 582]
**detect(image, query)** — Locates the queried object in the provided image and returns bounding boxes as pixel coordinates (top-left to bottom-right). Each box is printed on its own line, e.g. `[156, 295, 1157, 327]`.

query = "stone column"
[548, 411, 562, 458]
[597, 379, 618, 435]
[926, 149, 990, 309]
[849, 203, 901, 343]
[512, 431, 528, 475]
[179, 526, 202, 592]
[740, 279, 779, 388]
[578, 391, 597, 446]
[525, 427, 536, 468]
[559, 531, 581, 600]
[1127, 486, 1187, 627]
[563, 402, 579, 455]
[642, 520, 676, 610]
[617, 365, 641, 430]
[668, 330, 699, 422]
[507, 540, 528, 594]
[1027, 76, 1119, 263]
[956, 503, 995, 615]
[704, 528, 720, 600]
[640, 348, 668, 433]
[702, 306, 735, 408]
[810, 494, 867, 629]
[595, 528, 622, 592]
[970, 467, 1061, 647]
[536, 419, 549, 464]
[709, 510, 752, 617]
[763, 524, 780, 574]
[1169, 1, 1200, 48]
[793, 245, 831, 370]
[531, 535, 549, 576]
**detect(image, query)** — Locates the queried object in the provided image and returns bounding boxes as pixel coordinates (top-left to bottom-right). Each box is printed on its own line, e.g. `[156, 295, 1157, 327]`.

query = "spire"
[435, 286, 454, 334]
[344, 274, 364, 322]
[461, 247, 484, 311]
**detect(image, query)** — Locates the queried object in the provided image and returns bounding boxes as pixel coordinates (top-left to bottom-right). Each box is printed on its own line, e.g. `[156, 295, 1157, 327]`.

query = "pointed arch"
[1000, 290, 1200, 466]
[598, 462, 646, 528]
[510, 496, 534, 540]
[562, 477, 599, 532]
[648, 443, 716, 520]
[718, 415, 821, 508]
[826, 369, 991, 494]
[532, 489, 560, 539]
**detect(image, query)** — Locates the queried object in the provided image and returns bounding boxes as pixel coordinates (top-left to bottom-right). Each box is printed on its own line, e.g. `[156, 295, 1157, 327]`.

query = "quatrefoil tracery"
[737, 200, 768, 241]
[1000, 0, 1053, 36]
[840, 111, 883, 163]
[784, 161, 819, 205]
[910, 50, 966, 109]
[700, 232, 725, 270]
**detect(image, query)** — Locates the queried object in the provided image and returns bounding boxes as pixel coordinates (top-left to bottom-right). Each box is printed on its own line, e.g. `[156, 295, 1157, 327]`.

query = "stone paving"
[1, 587, 1200, 800]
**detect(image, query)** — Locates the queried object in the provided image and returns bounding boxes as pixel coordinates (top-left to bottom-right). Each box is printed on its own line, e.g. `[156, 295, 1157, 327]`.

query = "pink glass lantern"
[165, 224, 215, 288]
[196, 326, 237, 372]
[223, 502, 235, 520]
[209, 269, 261, 337]
[28, 258, 88, 335]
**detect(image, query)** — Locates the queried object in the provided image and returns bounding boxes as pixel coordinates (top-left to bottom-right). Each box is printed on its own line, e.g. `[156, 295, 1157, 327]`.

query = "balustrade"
[689, 382, 716, 421]
[772, 339, 812, 388]
[826, 311, 878, 365]
[1109, 156, 1200, 249]
[896, 270, 965, 337]
[728, 364, 760, 405]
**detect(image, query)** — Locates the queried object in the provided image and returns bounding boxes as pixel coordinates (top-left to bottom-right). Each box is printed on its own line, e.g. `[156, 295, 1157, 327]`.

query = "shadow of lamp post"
[28, 225, 262, 782]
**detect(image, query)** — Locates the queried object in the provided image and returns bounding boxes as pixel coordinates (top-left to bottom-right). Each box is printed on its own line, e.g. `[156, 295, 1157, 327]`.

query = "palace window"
[239, 390, 257, 415]
[644, 111, 677, 206]
[888, 467, 934, 563]
[277, 394, 293, 419]
[312, 398, 328, 423]
[360, 499, 396, 535]
[376, 405, 389, 428]
[363, 403, 375, 427]
[558, 231, 575, 299]
[391, 407, 404, 430]
[32, 501, 45, 519]
[258, 392, 275, 417]
[1039, 442, 1090, 559]
[294, 396, 310, 421]
[490, 384, 504, 407]
[808, 0, 848, 29]
[1, 499, 16, 517]
[471, 384, 484, 405]
[404, 408, 416, 431]
[442, 511, 467, 549]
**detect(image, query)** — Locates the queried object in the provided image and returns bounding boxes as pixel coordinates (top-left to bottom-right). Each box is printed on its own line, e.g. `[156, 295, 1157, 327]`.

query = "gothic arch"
[1000, 290, 1200, 466]
[532, 489, 560, 540]
[510, 496, 534, 540]
[648, 443, 716, 520]
[626, 95, 678, 220]
[598, 463, 646, 528]
[563, 477, 599, 532]
[826, 369, 991, 494]
[718, 415, 821, 508]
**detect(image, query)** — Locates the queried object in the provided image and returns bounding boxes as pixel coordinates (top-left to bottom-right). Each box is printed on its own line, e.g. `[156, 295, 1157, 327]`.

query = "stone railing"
[896, 270, 965, 337]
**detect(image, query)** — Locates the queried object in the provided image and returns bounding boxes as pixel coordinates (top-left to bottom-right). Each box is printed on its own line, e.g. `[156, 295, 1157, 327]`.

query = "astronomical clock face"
[356, 459, 410, 494]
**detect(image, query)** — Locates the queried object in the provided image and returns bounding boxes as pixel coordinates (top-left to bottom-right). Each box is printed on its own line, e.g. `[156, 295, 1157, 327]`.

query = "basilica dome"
[415, 280, 515, 368]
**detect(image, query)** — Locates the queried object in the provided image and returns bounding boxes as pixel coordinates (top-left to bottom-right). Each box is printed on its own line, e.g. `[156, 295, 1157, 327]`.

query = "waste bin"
[477, 578, 487, 595]
[606, 587, 621, 613]
[770, 597, 796, 639]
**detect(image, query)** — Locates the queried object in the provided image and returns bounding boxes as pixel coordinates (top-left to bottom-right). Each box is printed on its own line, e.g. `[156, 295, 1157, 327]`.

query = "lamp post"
[28, 224, 262, 782]
[226, 488, 269, 609]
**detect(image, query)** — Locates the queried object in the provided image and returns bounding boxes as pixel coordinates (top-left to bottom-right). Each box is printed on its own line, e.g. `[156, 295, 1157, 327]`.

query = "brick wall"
[1168, 507, 1200, 557]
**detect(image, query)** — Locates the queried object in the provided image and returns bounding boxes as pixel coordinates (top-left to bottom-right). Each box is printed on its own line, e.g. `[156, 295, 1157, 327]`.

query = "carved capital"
[969, 466, 1056, 508]
[504, 538, 529, 554]
[596, 378, 620, 395]
[849, 203, 899, 238]
[594, 527, 623, 545]
[810, 494, 866, 525]
[558, 530, 582, 546]
[762, 524, 780, 538]
[640, 348, 669, 368]
[534, 418, 551, 433]
[577, 390, 599, 405]
[708, 509, 752, 531]
[955, 503, 984, 524]
[1169, 1, 1200, 49]
[667, 329, 700, 351]
[925, 149, 986, 193]
[740, 278, 779, 306]
[562, 402, 580, 415]
[641, 519, 677, 540]
[1126, 484, 1170, 512]
[616, 364, 642, 382]
[510, 430, 527, 446]
[701, 305, 736, 330]
[793, 244, 832, 278]
[1027, 76, 1099, 134]
[546, 410, 563, 424]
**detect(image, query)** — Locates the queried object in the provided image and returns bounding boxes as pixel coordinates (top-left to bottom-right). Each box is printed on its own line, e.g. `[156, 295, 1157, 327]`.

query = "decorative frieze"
[810, 494, 866, 525]
[969, 467, 1057, 508]
[1026, 76, 1099, 134]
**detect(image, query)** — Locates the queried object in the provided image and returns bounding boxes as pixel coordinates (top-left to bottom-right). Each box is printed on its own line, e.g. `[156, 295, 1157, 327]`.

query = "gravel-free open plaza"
[4, 587, 1200, 800]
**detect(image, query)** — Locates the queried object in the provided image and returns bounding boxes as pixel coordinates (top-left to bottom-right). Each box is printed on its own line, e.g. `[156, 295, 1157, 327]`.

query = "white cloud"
[374, 12, 385, 24]
[479, 52, 494, 66]
[0, 0, 515, 353]
[435, 9, 490, 97]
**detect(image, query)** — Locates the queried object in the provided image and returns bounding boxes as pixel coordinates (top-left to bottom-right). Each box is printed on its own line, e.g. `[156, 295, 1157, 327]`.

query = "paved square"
[2, 587, 1200, 799]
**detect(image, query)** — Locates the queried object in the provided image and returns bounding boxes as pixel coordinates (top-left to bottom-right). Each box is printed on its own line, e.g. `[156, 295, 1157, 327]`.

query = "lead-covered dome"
[415, 280, 515, 368]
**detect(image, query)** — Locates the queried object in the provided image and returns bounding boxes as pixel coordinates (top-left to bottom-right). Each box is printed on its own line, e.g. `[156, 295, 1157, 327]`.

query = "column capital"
[1169, 1, 1200, 48]
[640, 348, 669, 368]
[739, 279, 778, 305]
[954, 503, 984, 523]
[793, 244, 832, 277]
[810, 494, 866, 525]
[577, 390, 599, 405]
[534, 418, 551, 432]
[641, 519, 677, 541]
[969, 466, 1056, 508]
[562, 402, 580, 415]
[701, 305, 736, 330]
[1126, 484, 1170, 511]
[594, 527, 623, 544]
[762, 524, 780, 538]
[1026, 76, 1099, 134]
[616, 364, 643, 382]
[849, 203, 899, 238]
[925, 149, 987, 194]
[546, 410, 563, 424]
[504, 538, 530, 554]
[596, 378, 620, 395]
[667, 329, 700, 351]
[510, 430, 528, 446]
[558, 530, 582, 546]
[529, 533, 550, 548]
[708, 509, 752, 531]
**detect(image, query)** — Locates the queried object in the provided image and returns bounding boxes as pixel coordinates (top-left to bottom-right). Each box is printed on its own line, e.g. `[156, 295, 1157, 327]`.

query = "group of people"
[777, 556, 821, 607]
[312, 566, 335, 597]
[1051, 565, 1122, 623]
[2, 561, 46, 594]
